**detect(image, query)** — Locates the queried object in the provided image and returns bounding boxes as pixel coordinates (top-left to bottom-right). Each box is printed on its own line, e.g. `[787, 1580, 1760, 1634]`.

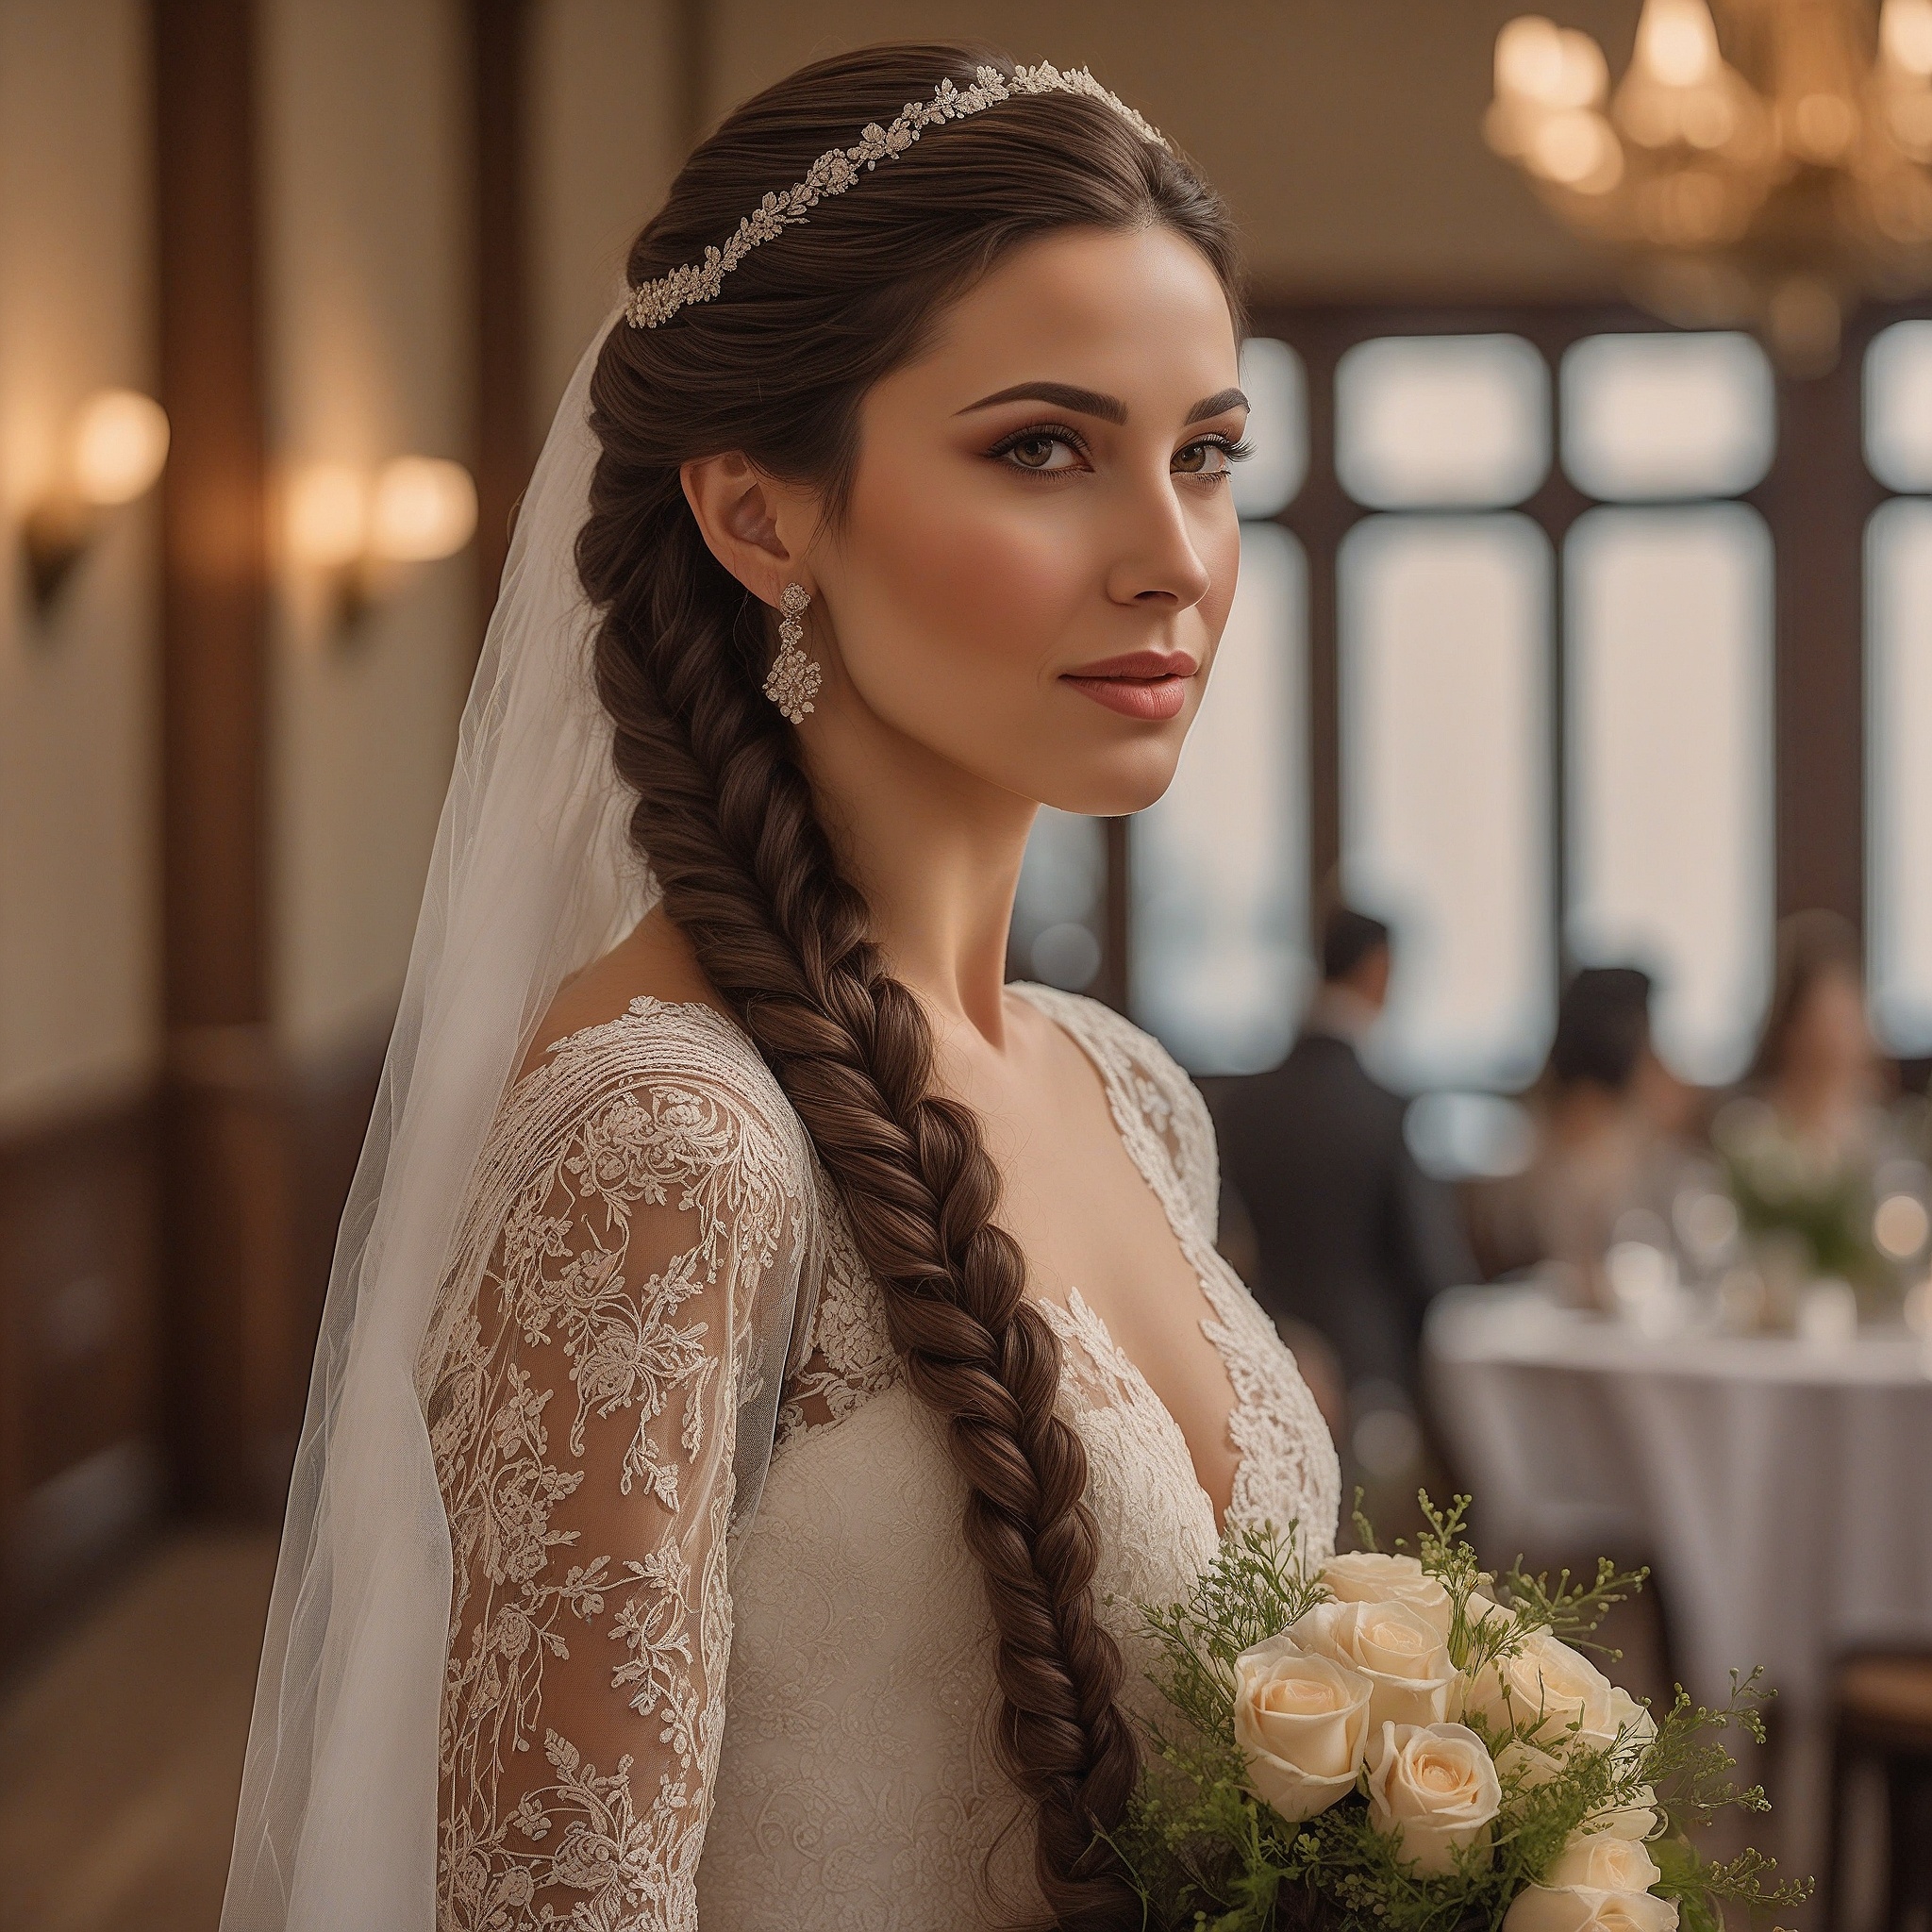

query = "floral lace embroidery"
[774, 1192, 898, 1446]
[424, 986, 1340, 1932]
[420, 1001, 808, 1932]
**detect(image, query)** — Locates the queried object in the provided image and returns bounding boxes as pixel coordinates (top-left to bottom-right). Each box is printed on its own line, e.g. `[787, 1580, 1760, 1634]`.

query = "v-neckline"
[1035, 1286, 1232, 1537]
[1007, 983, 1245, 1536]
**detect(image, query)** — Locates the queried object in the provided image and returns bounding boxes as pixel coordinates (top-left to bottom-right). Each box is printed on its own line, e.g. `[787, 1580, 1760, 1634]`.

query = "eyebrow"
[955, 381, 1249, 426]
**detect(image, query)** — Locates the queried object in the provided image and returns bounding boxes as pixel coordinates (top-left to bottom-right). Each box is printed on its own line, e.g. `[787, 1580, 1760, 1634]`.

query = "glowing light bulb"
[1636, 0, 1722, 88]
[71, 390, 170, 507]
[287, 463, 369, 571]
[1497, 17, 1566, 102]
[1884, 0, 1932, 77]
[1496, 16, 1608, 108]
[370, 457, 477, 563]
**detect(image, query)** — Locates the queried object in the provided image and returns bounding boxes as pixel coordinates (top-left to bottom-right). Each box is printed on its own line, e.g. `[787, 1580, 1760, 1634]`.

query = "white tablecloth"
[1424, 1286, 1932, 1716]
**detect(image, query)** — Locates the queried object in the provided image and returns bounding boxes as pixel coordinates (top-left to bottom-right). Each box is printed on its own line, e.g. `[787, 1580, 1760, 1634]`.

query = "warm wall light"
[370, 457, 476, 564]
[22, 386, 171, 616]
[72, 391, 171, 505]
[287, 463, 369, 571]
[286, 454, 476, 636]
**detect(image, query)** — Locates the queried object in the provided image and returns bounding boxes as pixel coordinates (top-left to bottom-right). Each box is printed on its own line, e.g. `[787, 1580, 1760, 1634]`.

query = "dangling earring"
[762, 582, 823, 724]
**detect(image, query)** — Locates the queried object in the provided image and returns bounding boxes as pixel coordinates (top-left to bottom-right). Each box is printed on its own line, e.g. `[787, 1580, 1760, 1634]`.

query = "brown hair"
[575, 42, 1239, 1926]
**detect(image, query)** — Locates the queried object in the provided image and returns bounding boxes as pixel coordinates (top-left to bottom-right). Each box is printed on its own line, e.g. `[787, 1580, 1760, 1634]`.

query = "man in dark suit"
[1215, 908, 1474, 1418]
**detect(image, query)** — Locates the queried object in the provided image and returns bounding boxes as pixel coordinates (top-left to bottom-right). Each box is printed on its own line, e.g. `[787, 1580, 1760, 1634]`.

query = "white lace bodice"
[420, 986, 1339, 1931]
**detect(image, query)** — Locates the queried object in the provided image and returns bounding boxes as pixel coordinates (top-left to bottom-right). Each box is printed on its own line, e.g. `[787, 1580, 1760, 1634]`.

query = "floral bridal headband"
[625, 63, 1169, 330]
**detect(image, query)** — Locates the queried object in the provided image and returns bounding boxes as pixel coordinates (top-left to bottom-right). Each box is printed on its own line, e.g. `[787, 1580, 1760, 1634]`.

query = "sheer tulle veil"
[222, 309, 662, 1928]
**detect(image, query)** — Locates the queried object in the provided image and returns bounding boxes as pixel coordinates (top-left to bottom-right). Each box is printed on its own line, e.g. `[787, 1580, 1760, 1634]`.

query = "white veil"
[220, 309, 726, 1929]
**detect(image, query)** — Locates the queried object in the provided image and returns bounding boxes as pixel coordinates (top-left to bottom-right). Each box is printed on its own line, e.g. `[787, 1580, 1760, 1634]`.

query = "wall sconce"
[23, 389, 171, 616]
[285, 454, 477, 636]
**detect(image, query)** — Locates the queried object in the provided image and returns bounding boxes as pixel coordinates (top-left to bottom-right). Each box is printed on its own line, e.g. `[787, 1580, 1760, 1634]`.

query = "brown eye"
[1174, 441, 1232, 476]
[994, 427, 1083, 474]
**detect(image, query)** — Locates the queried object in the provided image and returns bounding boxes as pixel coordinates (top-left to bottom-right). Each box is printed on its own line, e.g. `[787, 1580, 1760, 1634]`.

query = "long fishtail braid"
[591, 502, 1141, 1925]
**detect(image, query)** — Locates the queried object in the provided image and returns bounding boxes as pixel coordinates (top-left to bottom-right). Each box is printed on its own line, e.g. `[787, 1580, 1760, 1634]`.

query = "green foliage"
[1109, 1497, 1811, 1932]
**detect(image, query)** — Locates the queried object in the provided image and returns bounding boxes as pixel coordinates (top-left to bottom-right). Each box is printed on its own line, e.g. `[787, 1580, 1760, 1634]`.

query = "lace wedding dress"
[417, 982, 1341, 1931]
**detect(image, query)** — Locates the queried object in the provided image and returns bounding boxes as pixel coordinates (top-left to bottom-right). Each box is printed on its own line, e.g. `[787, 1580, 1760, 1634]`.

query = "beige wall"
[260, 0, 475, 1064]
[0, 0, 158, 1131]
[684, 0, 1642, 302]
[530, 0, 682, 430]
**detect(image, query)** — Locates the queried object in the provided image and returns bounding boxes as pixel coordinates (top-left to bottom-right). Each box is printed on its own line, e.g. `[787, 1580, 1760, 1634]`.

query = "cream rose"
[1321, 1551, 1454, 1637]
[1291, 1598, 1457, 1728]
[1543, 1837, 1662, 1892]
[1494, 1737, 1565, 1789]
[1231, 1636, 1373, 1823]
[1462, 1631, 1621, 1746]
[1503, 1885, 1679, 1932]
[1578, 1783, 1662, 1841]
[1576, 1685, 1657, 1757]
[1364, 1721, 1502, 1875]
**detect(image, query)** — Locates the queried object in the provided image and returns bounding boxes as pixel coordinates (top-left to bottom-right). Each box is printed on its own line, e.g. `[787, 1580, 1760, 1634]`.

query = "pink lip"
[1060, 649, 1198, 723]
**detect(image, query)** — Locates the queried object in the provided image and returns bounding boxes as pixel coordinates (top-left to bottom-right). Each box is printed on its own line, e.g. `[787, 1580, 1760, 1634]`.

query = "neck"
[802, 698, 1035, 1049]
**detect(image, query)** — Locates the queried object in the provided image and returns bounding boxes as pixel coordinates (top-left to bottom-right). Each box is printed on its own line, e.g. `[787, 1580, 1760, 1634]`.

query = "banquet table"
[1424, 1284, 1932, 1720]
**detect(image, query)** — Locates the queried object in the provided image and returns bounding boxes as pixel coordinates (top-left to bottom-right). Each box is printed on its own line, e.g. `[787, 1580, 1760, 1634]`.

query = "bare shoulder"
[515, 906, 725, 1085]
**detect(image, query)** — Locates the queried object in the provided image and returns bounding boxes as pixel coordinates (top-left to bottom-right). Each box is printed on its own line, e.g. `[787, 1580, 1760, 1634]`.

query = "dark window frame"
[1100, 299, 1902, 1076]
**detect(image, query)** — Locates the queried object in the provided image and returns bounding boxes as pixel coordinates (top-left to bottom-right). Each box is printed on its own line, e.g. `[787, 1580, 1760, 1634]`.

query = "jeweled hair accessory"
[625, 63, 1169, 330]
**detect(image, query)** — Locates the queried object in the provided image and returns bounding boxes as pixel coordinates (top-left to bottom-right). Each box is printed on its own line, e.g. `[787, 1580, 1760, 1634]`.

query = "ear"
[680, 452, 818, 608]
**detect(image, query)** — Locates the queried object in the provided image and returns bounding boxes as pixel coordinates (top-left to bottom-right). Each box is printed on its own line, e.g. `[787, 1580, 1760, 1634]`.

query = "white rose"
[1543, 1837, 1662, 1892]
[1291, 1598, 1457, 1728]
[1571, 1683, 1657, 1759]
[1504, 1886, 1679, 1932]
[1578, 1784, 1663, 1841]
[1463, 1632, 1620, 1747]
[1365, 1721, 1503, 1875]
[1321, 1551, 1454, 1637]
[1494, 1737, 1565, 1788]
[1232, 1636, 1373, 1823]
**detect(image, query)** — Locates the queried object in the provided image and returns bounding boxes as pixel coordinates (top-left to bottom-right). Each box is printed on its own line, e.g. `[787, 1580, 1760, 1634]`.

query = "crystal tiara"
[625, 63, 1169, 330]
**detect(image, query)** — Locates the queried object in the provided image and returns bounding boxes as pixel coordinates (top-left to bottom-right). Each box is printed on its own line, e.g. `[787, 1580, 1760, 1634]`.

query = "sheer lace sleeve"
[419, 999, 811, 1932]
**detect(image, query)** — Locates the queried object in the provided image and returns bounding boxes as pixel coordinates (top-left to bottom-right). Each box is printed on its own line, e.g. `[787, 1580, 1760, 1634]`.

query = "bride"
[224, 41, 1339, 1932]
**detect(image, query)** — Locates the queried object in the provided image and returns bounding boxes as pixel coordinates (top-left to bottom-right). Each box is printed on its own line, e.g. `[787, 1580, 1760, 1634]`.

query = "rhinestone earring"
[762, 582, 823, 724]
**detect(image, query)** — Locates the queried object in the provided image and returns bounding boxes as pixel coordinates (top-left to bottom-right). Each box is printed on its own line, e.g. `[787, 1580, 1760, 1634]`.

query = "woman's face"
[802, 223, 1245, 817]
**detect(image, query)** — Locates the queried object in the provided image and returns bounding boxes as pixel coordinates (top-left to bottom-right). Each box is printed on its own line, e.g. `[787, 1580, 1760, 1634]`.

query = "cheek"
[1198, 515, 1241, 637]
[837, 460, 1087, 702]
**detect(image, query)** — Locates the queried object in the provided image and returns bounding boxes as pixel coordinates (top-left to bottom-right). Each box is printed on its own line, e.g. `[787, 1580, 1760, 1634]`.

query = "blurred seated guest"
[1746, 909, 1884, 1161]
[1715, 910, 1915, 1317]
[1466, 966, 1693, 1307]
[1215, 908, 1474, 1411]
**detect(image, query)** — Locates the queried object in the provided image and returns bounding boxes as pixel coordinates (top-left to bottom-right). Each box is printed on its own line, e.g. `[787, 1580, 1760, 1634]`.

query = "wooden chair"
[1822, 1648, 1932, 1932]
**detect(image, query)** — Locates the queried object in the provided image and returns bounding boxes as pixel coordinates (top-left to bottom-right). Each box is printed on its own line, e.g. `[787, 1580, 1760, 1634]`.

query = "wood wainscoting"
[0, 1025, 386, 1660]
[0, 1091, 162, 1655]
[162, 1024, 388, 1524]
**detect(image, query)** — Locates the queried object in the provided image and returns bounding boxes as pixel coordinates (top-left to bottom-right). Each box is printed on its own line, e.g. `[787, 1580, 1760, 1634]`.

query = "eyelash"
[986, 424, 1254, 480]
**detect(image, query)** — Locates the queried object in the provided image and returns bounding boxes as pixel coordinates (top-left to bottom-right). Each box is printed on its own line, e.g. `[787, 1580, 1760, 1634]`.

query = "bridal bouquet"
[1111, 1498, 1808, 1932]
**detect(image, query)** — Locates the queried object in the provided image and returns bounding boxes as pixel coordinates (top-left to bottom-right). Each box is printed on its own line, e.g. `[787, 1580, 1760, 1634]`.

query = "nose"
[1103, 469, 1215, 611]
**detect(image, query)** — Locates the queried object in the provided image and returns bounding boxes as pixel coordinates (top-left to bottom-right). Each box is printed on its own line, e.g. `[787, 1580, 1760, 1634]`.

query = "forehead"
[886, 224, 1238, 410]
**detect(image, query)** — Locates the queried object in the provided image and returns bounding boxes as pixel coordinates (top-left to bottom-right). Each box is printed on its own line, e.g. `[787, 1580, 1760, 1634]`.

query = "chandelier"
[1487, 0, 1932, 373]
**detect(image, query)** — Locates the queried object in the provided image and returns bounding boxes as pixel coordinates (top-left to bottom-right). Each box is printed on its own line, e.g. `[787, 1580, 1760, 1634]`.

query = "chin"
[1035, 739, 1187, 818]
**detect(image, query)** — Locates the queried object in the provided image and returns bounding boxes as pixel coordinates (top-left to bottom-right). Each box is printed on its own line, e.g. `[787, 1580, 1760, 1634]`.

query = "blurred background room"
[6, 1, 1932, 1926]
